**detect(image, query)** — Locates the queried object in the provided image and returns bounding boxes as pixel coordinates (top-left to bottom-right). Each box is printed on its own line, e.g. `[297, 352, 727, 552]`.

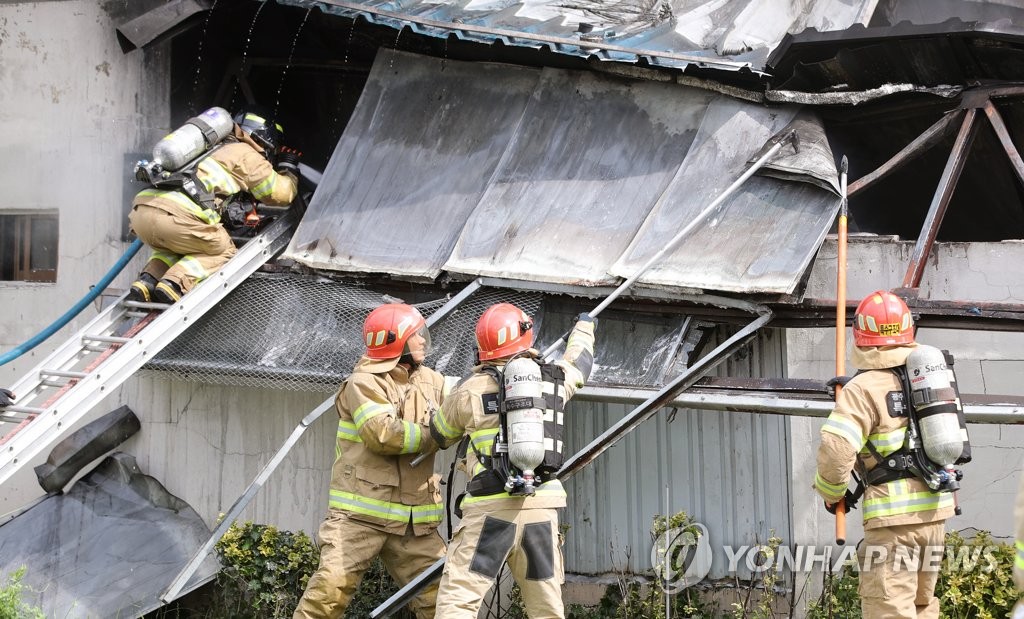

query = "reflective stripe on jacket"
[814, 344, 955, 530]
[329, 356, 447, 535]
[430, 320, 595, 512]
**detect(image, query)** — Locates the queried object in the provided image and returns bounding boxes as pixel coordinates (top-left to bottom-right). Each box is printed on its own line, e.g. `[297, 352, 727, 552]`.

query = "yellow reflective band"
[250, 173, 277, 200]
[149, 250, 179, 267]
[814, 472, 847, 499]
[353, 401, 392, 428]
[432, 409, 461, 441]
[1016, 541, 1024, 571]
[197, 157, 240, 195]
[328, 491, 442, 524]
[462, 480, 567, 506]
[337, 420, 361, 443]
[470, 428, 498, 454]
[136, 188, 220, 224]
[863, 489, 954, 520]
[867, 428, 907, 457]
[402, 421, 422, 455]
[822, 414, 865, 450]
[411, 504, 444, 524]
[176, 256, 209, 280]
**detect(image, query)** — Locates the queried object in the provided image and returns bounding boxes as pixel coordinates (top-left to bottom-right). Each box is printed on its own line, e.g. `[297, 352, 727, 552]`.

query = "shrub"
[0, 567, 45, 619]
[213, 521, 319, 617]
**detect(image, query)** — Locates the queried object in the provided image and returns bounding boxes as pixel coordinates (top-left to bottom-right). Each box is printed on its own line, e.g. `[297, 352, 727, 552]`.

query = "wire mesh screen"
[145, 274, 543, 391]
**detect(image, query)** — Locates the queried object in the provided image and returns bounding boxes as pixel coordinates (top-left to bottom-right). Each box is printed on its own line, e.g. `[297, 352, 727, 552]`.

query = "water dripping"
[272, 7, 313, 118]
[228, 0, 270, 110]
[187, 0, 220, 115]
[389, 27, 404, 71]
[330, 17, 359, 141]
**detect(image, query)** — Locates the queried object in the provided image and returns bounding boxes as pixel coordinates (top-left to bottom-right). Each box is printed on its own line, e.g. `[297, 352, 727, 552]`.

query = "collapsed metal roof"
[282, 49, 841, 295]
[0, 453, 218, 617]
[276, 0, 881, 73]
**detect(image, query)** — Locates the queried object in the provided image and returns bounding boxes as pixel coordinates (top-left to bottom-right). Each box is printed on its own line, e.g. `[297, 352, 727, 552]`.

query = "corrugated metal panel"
[563, 326, 790, 580]
[278, 0, 878, 71]
[285, 52, 540, 279]
[284, 49, 841, 295]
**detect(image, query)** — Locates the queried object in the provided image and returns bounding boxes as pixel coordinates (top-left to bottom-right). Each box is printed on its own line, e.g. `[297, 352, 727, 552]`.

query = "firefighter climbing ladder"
[0, 209, 301, 487]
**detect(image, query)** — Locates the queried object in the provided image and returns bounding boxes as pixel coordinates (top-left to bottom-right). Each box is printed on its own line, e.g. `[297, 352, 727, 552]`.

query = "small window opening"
[0, 213, 58, 282]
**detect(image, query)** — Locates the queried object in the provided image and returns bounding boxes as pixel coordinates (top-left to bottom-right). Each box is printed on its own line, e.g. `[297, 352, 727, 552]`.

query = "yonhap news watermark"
[651, 523, 1001, 593]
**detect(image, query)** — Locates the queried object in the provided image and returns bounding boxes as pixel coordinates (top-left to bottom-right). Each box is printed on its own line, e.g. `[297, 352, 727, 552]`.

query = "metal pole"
[541, 134, 793, 359]
[834, 156, 849, 545]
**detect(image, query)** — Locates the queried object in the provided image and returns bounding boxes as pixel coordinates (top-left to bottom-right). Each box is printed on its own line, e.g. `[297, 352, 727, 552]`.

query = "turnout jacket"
[329, 356, 447, 535]
[814, 344, 955, 530]
[133, 127, 297, 225]
[430, 320, 596, 512]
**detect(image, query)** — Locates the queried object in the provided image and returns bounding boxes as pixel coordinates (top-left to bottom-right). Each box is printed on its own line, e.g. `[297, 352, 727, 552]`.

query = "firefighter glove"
[0, 388, 14, 409]
[276, 146, 301, 176]
[824, 489, 859, 514]
[826, 375, 853, 399]
[575, 312, 598, 327]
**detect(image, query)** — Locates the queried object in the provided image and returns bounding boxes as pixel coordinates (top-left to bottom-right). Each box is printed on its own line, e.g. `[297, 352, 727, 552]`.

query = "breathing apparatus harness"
[848, 348, 970, 513]
[459, 352, 567, 503]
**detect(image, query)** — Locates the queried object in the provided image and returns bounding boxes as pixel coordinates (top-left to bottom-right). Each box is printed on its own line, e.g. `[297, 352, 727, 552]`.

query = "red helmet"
[363, 304, 427, 359]
[476, 303, 534, 361]
[853, 290, 914, 347]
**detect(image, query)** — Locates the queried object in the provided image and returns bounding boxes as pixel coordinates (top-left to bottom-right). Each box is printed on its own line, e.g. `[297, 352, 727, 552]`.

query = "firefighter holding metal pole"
[427, 304, 595, 618]
[293, 303, 448, 619]
[814, 290, 969, 618]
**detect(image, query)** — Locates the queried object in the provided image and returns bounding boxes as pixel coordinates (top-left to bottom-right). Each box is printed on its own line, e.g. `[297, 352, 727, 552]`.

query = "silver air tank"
[152, 106, 233, 172]
[906, 345, 964, 467]
[504, 357, 546, 494]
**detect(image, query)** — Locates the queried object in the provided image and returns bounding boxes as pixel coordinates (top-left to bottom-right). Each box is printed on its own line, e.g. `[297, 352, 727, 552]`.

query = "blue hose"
[0, 239, 144, 367]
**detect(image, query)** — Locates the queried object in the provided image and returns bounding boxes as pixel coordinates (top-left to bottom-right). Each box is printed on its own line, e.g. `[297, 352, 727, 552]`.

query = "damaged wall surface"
[0, 1, 171, 388]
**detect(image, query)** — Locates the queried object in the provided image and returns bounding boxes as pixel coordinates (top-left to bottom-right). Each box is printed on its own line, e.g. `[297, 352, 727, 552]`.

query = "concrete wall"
[0, 1, 169, 388]
[788, 236, 1024, 613]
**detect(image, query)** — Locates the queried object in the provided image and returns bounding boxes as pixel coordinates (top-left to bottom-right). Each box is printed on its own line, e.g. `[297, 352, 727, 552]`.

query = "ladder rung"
[83, 344, 109, 352]
[122, 300, 172, 311]
[3, 405, 45, 415]
[124, 310, 151, 318]
[41, 379, 65, 388]
[40, 370, 88, 379]
[83, 335, 131, 344]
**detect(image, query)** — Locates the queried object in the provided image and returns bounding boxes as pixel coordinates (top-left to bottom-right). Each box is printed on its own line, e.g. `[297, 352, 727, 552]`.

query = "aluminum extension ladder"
[0, 210, 300, 487]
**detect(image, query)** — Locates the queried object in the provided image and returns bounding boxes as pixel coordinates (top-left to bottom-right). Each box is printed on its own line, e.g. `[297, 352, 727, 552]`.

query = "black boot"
[127, 273, 158, 303]
[153, 279, 184, 304]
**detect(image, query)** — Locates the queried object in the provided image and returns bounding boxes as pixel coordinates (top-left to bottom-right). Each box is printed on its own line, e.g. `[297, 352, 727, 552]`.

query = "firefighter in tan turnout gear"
[815, 290, 969, 619]
[293, 303, 448, 619]
[128, 106, 298, 304]
[429, 303, 596, 618]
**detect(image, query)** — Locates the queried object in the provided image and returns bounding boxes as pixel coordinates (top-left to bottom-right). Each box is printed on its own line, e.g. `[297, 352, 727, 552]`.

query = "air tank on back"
[504, 356, 545, 494]
[152, 106, 233, 172]
[906, 344, 965, 467]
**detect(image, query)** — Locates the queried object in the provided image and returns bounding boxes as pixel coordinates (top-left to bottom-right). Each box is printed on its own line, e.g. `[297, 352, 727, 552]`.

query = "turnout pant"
[129, 203, 236, 293]
[858, 520, 945, 619]
[293, 510, 446, 619]
[435, 507, 564, 619]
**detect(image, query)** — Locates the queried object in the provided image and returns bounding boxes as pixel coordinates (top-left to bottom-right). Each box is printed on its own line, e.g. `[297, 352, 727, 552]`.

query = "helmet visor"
[403, 325, 432, 360]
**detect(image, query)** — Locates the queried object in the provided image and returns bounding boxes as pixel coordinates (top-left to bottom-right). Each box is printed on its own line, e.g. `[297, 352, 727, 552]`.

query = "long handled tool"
[834, 156, 849, 545]
[539, 131, 796, 360]
[376, 134, 796, 617]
